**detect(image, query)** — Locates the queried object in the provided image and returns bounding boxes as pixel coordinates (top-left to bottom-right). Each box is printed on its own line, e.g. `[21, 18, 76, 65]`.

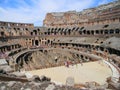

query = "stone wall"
[43, 1, 120, 28]
[0, 21, 34, 37]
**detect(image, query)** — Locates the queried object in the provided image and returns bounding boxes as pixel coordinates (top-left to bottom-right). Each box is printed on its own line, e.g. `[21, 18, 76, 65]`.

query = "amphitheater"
[0, 1, 120, 90]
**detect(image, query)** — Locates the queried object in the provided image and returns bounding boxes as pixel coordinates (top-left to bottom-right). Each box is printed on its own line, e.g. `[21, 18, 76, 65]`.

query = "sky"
[0, 0, 115, 26]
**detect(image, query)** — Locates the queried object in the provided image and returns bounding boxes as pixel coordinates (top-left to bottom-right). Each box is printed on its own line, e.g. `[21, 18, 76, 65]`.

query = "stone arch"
[115, 29, 119, 34]
[104, 30, 108, 34]
[60, 29, 63, 35]
[55, 28, 57, 31]
[48, 28, 50, 35]
[31, 32, 33, 35]
[68, 29, 71, 35]
[38, 28, 40, 31]
[0, 31, 4, 36]
[72, 27, 76, 31]
[80, 55, 83, 59]
[65, 43, 68, 47]
[64, 28, 67, 35]
[80, 27, 84, 30]
[91, 30, 94, 35]
[87, 30, 90, 35]
[55, 28, 58, 31]
[51, 28, 54, 33]
[76, 27, 79, 31]
[79, 30, 82, 35]
[83, 30, 86, 34]
[109, 29, 114, 34]
[35, 40, 39, 46]
[33, 30, 37, 35]
[95, 30, 99, 34]
[100, 30, 104, 34]
[25, 28, 28, 31]
[58, 28, 61, 32]
[48, 28, 50, 31]
[47, 39, 51, 44]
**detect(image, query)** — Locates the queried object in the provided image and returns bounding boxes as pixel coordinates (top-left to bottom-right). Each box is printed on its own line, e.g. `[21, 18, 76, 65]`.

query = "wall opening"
[35, 40, 39, 46]
[1, 32, 4, 36]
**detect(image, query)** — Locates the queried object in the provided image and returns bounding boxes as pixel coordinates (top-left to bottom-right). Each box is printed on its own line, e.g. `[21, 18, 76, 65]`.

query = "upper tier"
[0, 21, 34, 28]
[43, 1, 120, 27]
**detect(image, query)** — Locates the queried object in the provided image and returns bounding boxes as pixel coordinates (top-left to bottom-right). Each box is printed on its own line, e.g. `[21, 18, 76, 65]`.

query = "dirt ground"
[27, 61, 112, 85]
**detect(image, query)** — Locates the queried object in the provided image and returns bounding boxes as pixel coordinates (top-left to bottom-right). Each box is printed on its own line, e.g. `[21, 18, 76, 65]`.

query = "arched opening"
[80, 27, 84, 30]
[54, 30, 57, 35]
[1, 32, 4, 36]
[31, 32, 33, 35]
[44, 32, 47, 35]
[79, 30, 82, 35]
[109, 29, 114, 34]
[66, 43, 68, 47]
[48, 28, 50, 31]
[60, 31, 63, 35]
[55, 28, 57, 31]
[47, 40, 50, 44]
[64, 31, 67, 35]
[87, 31, 90, 35]
[48, 32, 50, 35]
[58, 28, 61, 32]
[38, 28, 40, 31]
[100, 30, 103, 34]
[51, 41, 53, 45]
[76, 27, 79, 31]
[80, 55, 83, 59]
[104, 30, 108, 34]
[51, 28, 54, 34]
[83, 30, 86, 34]
[68, 29, 71, 35]
[72, 27, 76, 30]
[33, 30, 37, 35]
[35, 40, 39, 46]
[95, 30, 99, 34]
[115, 29, 119, 34]
[91, 30, 94, 35]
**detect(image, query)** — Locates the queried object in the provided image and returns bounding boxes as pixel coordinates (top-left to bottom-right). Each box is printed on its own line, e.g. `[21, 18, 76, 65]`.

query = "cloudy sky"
[0, 0, 114, 26]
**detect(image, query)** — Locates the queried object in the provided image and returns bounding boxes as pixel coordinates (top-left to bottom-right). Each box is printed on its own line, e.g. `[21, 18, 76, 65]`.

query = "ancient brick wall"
[43, 1, 120, 28]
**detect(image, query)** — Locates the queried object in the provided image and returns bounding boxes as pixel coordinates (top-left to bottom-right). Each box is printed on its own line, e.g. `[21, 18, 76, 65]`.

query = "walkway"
[103, 60, 120, 82]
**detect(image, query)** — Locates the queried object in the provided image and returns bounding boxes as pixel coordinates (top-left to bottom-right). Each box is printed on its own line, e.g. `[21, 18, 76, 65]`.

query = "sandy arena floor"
[27, 61, 112, 85]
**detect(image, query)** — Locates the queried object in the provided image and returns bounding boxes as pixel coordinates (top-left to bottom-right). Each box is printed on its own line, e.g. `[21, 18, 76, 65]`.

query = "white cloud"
[0, 0, 113, 26]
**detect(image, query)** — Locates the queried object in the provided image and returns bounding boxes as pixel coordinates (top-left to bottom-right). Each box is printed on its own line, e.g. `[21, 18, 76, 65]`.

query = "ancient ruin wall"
[0, 21, 34, 37]
[43, 1, 120, 28]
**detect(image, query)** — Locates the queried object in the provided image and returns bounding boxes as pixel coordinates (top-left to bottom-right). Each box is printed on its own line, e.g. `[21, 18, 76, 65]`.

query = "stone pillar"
[32, 39, 35, 46]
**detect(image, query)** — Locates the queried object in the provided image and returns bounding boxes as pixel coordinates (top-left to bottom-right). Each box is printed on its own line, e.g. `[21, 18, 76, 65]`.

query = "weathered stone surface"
[66, 77, 74, 87]
[45, 84, 55, 90]
[31, 75, 41, 82]
[0, 80, 85, 90]
[0, 69, 7, 74]
[0, 1, 119, 90]
[40, 75, 51, 82]
[43, 1, 120, 27]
